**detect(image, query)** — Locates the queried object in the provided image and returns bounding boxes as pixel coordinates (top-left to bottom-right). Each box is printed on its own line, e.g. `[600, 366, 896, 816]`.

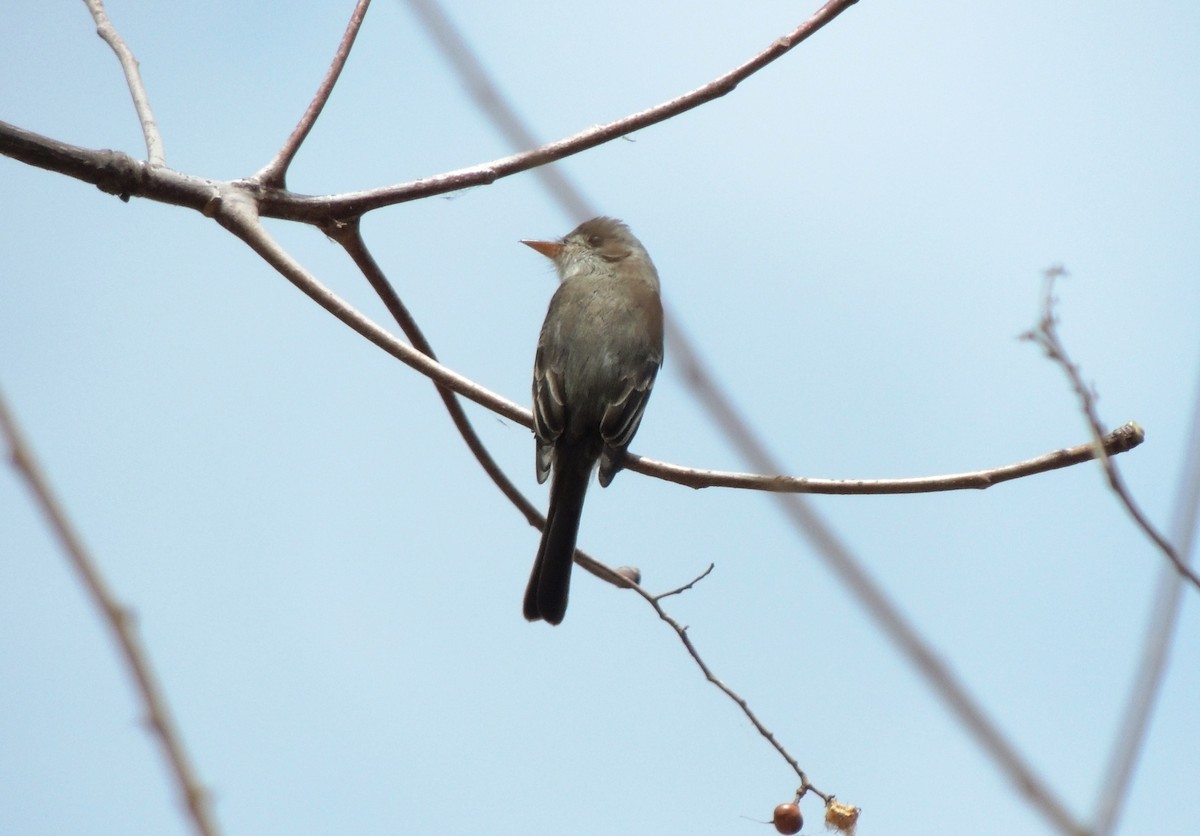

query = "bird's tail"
[524, 454, 592, 625]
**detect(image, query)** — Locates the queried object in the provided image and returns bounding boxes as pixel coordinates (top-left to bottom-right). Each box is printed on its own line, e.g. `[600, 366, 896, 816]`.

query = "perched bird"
[521, 217, 664, 625]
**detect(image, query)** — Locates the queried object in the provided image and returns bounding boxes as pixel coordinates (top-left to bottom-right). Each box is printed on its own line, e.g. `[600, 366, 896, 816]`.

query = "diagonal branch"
[324, 218, 547, 534]
[82, 0, 165, 166]
[767, 476, 1084, 833]
[254, 0, 373, 188]
[401, 0, 592, 221]
[0, 388, 218, 836]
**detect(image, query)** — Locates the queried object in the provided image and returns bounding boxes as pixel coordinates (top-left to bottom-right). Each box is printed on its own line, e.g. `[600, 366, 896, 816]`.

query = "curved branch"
[256, 0, 862, 221]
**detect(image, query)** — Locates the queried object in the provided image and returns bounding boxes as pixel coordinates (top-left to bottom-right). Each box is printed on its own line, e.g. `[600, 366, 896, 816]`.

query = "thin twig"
[0, 389, 218, 836]
[1091, 368, 1200, 836]
[82, 0, 165, 166]
[625, 574, 832, 805]
[654, 564, 715, 601]
[1022, 267, 1200, 592]
[254, 0, 373, 188]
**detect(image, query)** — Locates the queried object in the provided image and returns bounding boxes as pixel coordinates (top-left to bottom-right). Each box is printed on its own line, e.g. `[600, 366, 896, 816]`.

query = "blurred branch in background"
[1022, 267, 1200, 835]
[0, 388, 219, 836]
[1094, 362, 1200, 835]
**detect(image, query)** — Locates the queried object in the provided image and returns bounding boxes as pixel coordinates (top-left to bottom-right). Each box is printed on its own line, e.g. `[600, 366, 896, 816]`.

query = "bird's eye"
[587, 234, 603, 248]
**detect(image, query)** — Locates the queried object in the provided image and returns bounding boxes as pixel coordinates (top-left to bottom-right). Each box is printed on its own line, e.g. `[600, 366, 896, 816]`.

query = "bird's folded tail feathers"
[523, 455, 592, 625]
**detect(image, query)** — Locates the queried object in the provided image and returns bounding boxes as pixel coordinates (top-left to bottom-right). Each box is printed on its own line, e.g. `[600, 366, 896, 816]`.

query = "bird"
[521, 217, 664, 625]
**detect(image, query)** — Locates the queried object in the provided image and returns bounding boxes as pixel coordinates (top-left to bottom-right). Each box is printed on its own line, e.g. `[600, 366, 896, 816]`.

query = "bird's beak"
[521, 239, 563, 260]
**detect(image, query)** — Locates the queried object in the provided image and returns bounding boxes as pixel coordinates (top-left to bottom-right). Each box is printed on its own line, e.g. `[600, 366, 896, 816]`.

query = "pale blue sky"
[2, 2, 1198, 835]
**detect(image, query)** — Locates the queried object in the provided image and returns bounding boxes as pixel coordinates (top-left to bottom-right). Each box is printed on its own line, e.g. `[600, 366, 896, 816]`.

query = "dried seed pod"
[824, 799, 859, 834]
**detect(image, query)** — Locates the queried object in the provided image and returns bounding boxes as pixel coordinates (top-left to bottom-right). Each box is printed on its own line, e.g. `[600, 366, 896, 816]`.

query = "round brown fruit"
[773, 802, 802, 834]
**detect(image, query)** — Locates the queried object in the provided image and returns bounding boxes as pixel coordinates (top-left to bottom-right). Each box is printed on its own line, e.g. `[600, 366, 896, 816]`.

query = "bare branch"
[254, 0, 373, 187]
[630, 422, 1143, 494]
[1023, 267, 1200, 592]
[82, 0, 165, 165]
[257, 0, 863, 221]
[0, 388, 218, 836]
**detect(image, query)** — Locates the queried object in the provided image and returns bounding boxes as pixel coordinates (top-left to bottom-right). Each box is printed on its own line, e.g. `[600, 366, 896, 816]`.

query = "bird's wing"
[532, 346, 566, 483]
[597, 358, 661, 486]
